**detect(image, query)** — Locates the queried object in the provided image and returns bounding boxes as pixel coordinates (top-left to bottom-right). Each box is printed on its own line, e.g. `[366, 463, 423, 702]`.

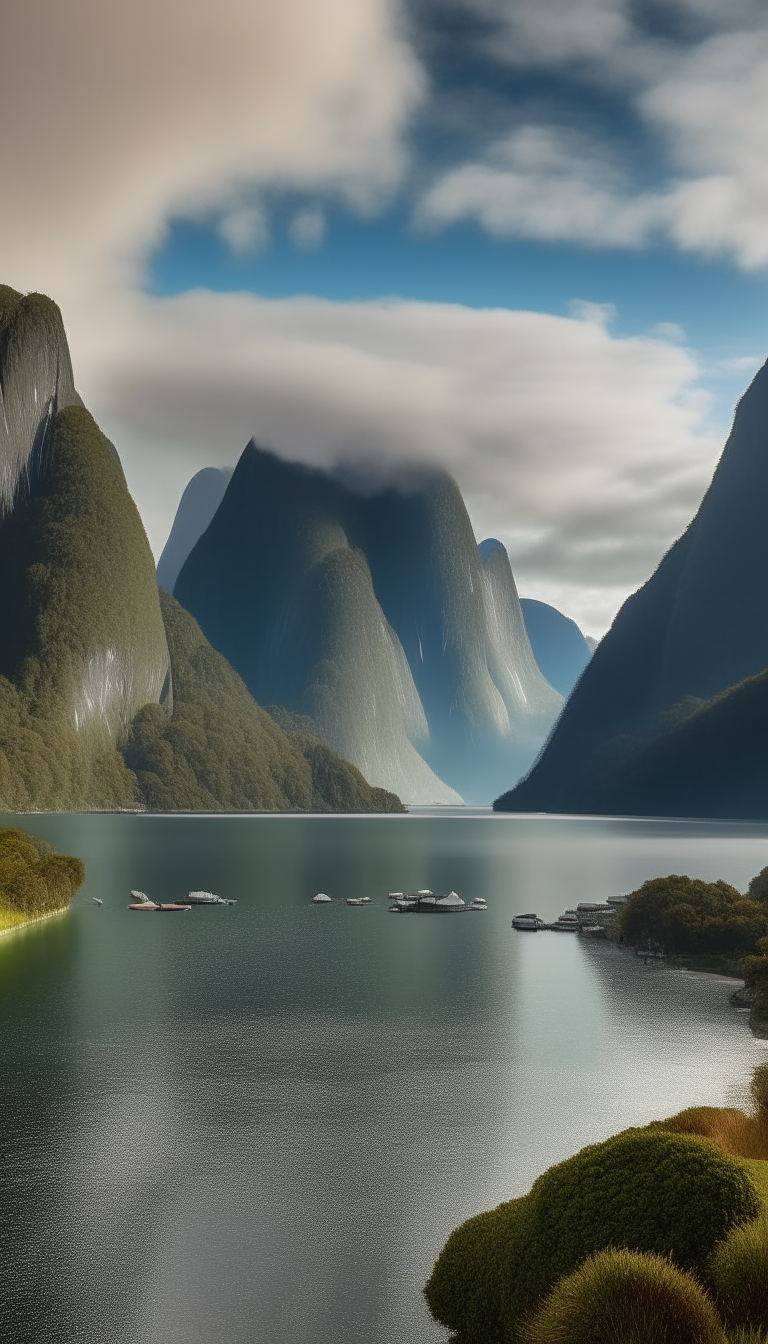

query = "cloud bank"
[0, 0, 754, 637]
[88, 290, 719, 635]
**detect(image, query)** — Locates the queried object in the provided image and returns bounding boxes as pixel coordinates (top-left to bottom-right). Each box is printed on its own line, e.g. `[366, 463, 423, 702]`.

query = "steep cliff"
[496, 361, 768, 817]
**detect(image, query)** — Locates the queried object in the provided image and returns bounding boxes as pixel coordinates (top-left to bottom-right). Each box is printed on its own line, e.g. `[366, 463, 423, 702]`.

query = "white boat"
[347, 897, 370, 906]
[130, 890, 153, 905]
[185, 890, 236, 905]
[551, 909, 579, 931]
[312, 892, 332, 904]
[469, 898, 487, 910]
[512, 913, 543, 930]
[435, 891, 466, 911]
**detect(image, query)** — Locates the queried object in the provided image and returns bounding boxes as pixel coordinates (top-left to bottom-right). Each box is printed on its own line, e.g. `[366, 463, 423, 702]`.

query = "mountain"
[0, 287, 172, 808]
[0, 285, 402, 814]
[156, 466, 232, 592]
[496, 359, 768, 818]
[126, 591, 404, 812]
[173, 447, 562, 803]
[518, 597, 593, 696]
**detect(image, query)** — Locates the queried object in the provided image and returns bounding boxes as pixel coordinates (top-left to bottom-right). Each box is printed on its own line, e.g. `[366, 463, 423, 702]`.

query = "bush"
[619, 876, 768, 956]
[749, 869, 768, 904]
[710, 1218, 768, 1331]
[424, 1129, 759, 1342]
[649, 1107, 768, 1161]
[521, 1248, 724, 1344]
[423, 1199, 529, 1344]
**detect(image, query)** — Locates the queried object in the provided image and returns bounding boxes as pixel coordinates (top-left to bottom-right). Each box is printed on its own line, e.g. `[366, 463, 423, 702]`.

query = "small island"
[0, 827, 85, 935]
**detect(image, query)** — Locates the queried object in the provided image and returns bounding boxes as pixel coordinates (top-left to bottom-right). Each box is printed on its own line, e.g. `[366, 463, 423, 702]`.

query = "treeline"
[617, 869, 768, 957]
[0, 828, 84, 932]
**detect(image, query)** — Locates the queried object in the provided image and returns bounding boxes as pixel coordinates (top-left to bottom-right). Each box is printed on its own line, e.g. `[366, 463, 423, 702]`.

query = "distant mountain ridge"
[174, 446, 563, 803]
[518, 597, 593, 696]
[496, 359, 768, 818]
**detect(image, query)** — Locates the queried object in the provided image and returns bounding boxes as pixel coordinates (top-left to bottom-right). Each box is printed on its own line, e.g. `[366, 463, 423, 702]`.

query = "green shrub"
[521, 1248, 725, 1344]
[710, 1218, 768, 1331]
[424, 1199, 530, 1344]
[424, 1130, 760, 1343]
[749, 870, 768, 904]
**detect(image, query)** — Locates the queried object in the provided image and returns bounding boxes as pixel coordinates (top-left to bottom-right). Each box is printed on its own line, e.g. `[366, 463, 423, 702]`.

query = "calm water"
[2, 812, 768, 1344]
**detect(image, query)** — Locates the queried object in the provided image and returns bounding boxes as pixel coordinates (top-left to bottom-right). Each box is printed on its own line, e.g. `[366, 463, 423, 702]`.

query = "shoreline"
[0, 907, 69, 939]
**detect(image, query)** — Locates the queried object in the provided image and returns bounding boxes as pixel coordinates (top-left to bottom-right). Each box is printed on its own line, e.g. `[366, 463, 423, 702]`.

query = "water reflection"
[1, 814, 767, 1344]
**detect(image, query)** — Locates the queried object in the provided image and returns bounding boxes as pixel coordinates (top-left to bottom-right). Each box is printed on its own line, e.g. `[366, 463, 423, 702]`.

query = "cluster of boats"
[311, 889, 488, 912]
[128, 889, 236, 912]
[512, 898, 626, 933]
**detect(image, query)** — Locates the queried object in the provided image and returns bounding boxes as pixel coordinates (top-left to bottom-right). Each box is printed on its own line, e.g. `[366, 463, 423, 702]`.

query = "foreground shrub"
[710, 1218, 768, 1332]
[424, 1129, 759, 1342]
[521, 1248, 724, 1344]
[650, 1107, 768, 1161]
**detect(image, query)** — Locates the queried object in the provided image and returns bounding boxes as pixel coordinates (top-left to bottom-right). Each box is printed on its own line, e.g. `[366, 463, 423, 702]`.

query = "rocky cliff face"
[0, 286, 83, 514]
[0, 287, 172, 807]
[174, 446, 562, 803]
[496, 360, 768, 817]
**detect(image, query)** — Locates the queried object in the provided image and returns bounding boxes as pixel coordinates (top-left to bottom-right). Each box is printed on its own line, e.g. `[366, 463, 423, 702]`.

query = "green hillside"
[125, 591, 405, 812]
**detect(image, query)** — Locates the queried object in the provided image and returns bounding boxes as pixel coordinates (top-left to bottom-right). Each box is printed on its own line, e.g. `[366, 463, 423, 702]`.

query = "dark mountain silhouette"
[518, 596, 592, 696]
[174, 447, 562, 802]
[496, 360, 768, 818]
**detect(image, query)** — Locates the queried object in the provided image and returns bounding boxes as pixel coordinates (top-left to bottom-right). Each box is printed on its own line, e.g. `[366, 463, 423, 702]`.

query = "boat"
[346, 897, 371, 906]
[512, 913, 543, 930]
[550, 909, 579, 931]
[128, 902, 191, 912]
[130, 889, 153, 904]
[435, 891, 466, 912]
[469, 898, 487, 910]
[185, 891, 236, 906]
[312, 892, 332, 904]
[92, 898, 103, 906]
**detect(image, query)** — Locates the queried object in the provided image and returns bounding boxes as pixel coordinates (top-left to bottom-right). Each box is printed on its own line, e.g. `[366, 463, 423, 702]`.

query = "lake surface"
[2, 812, 768, 1344]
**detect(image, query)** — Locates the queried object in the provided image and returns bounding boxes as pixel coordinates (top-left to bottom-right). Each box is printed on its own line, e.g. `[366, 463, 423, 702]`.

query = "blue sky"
[2, 0, 767, 632]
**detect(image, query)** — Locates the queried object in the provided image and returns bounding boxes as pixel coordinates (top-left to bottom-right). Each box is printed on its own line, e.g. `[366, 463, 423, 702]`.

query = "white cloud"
[456, 0, 632, 69]
[72, 288, 722, 635]
[417, 11, 768, 270]
[417, 125, 668, 247]
[219, 206, 271, 254]
[289, 208, 327, 250]
[0, 0, 423, 305]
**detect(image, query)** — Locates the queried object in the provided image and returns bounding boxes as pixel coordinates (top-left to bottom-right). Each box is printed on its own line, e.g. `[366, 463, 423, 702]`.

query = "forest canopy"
[0, 828, 84, 932]
[618, 874, 768, 955]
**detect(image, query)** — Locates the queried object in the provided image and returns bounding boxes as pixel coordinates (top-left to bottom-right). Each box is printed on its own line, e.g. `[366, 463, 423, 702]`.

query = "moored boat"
[312, 892, 332, 904]
[185, 891, 236, 905]
[512, 913, 543, 930]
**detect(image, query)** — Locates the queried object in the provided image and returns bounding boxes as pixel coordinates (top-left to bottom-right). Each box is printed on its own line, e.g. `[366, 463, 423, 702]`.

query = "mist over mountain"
[174, 446, 562, 803]
[518, 597, 593, 696]
[0, 286, 401, 813]
[497, 360, 768, 819]
[157, 466, 232, 592]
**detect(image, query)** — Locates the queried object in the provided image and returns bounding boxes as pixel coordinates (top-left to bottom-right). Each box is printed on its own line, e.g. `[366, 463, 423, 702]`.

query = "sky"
[2, 0, 767, 634]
